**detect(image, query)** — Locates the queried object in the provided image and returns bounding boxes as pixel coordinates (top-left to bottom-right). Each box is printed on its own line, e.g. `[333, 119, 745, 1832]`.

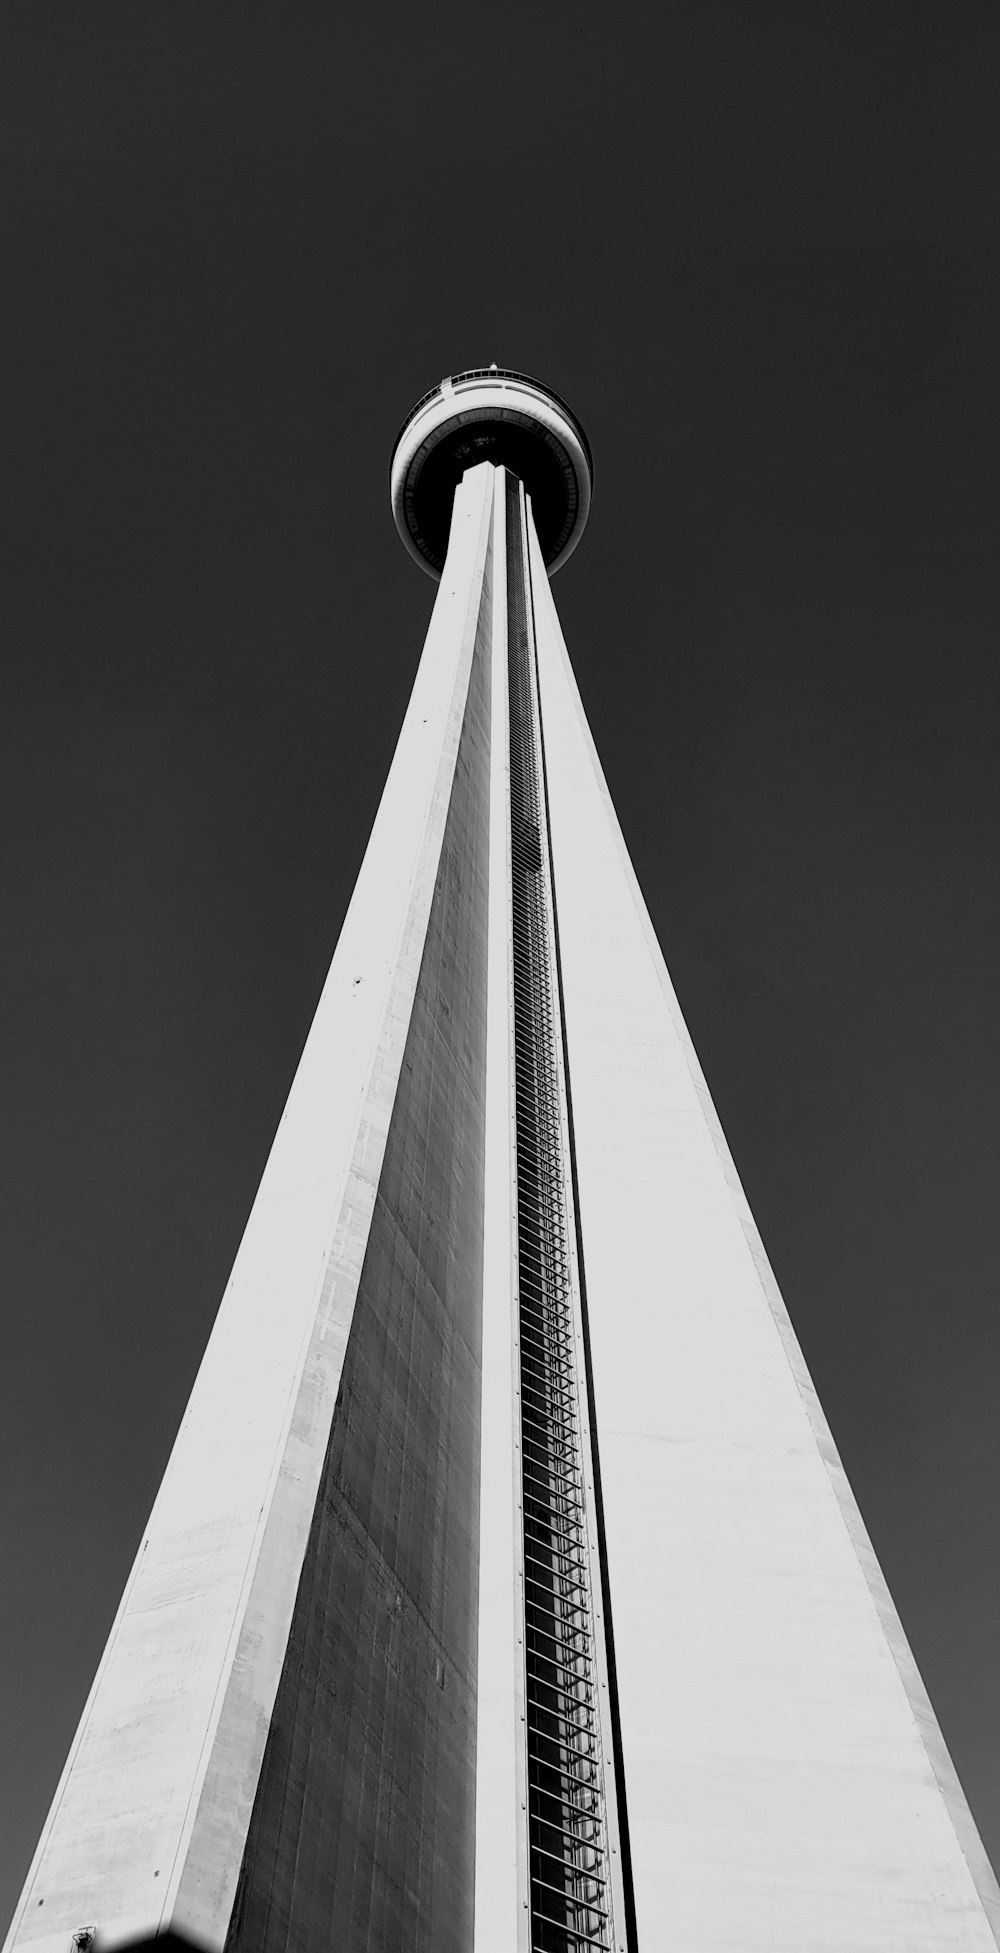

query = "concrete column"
[5, 464, 497, 1953]
[527, 508, 1000, 1950]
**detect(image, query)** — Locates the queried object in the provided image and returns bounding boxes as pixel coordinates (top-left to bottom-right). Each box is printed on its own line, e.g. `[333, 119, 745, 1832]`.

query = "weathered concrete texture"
[225, 559, 492, 1953]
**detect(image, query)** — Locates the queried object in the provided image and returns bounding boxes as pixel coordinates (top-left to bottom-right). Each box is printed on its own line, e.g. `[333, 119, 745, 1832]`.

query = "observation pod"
[390, 366, 593, 577]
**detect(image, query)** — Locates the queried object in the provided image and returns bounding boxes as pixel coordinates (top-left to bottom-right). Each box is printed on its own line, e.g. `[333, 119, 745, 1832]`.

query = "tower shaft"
[5, 408, 1000, 1952]
[5, 466, 498, 1953]
[503, 482, 1000, 1949]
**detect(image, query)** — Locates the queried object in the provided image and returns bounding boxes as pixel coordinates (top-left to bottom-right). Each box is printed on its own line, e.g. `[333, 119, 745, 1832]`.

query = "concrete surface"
[528, 506, 1000, 1949]
[3, 464, 497, 1953]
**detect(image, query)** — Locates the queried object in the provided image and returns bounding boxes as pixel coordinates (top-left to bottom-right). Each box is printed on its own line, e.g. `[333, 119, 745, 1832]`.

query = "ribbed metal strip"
[506, 472, 612, 1953]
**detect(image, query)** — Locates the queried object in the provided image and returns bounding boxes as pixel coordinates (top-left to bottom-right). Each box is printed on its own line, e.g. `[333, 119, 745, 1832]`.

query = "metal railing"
[391, 368, 593, 478]
[506, 473, 611, 1953]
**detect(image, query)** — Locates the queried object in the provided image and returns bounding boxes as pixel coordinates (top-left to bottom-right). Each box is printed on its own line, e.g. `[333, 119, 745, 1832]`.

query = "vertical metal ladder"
[506, 475, 614, 1953]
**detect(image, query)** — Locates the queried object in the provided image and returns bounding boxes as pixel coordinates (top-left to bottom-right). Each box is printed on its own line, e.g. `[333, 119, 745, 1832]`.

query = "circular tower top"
[390, 367, 593, 578]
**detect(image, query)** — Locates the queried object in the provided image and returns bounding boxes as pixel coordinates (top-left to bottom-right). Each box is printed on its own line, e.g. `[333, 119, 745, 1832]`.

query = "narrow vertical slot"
[506, 475, 612, 1953]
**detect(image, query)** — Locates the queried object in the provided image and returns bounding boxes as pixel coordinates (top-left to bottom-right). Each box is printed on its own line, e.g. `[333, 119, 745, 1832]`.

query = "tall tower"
[5, 371, 999, 1953]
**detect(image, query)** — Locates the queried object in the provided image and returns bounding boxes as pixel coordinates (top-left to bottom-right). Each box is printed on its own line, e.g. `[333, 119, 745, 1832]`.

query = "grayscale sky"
[2, 2, 1000, 1924]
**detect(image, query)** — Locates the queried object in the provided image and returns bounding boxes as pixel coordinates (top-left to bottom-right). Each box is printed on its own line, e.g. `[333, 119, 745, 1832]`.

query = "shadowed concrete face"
[225, 549, 492, 1953]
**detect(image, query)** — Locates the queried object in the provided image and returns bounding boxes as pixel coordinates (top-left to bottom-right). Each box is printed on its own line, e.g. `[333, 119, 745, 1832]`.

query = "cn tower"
[5, 371, 998, 1953]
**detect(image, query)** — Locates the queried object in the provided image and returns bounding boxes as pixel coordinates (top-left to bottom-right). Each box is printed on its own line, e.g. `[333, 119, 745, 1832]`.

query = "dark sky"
[2, 2, 1000, 1923]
